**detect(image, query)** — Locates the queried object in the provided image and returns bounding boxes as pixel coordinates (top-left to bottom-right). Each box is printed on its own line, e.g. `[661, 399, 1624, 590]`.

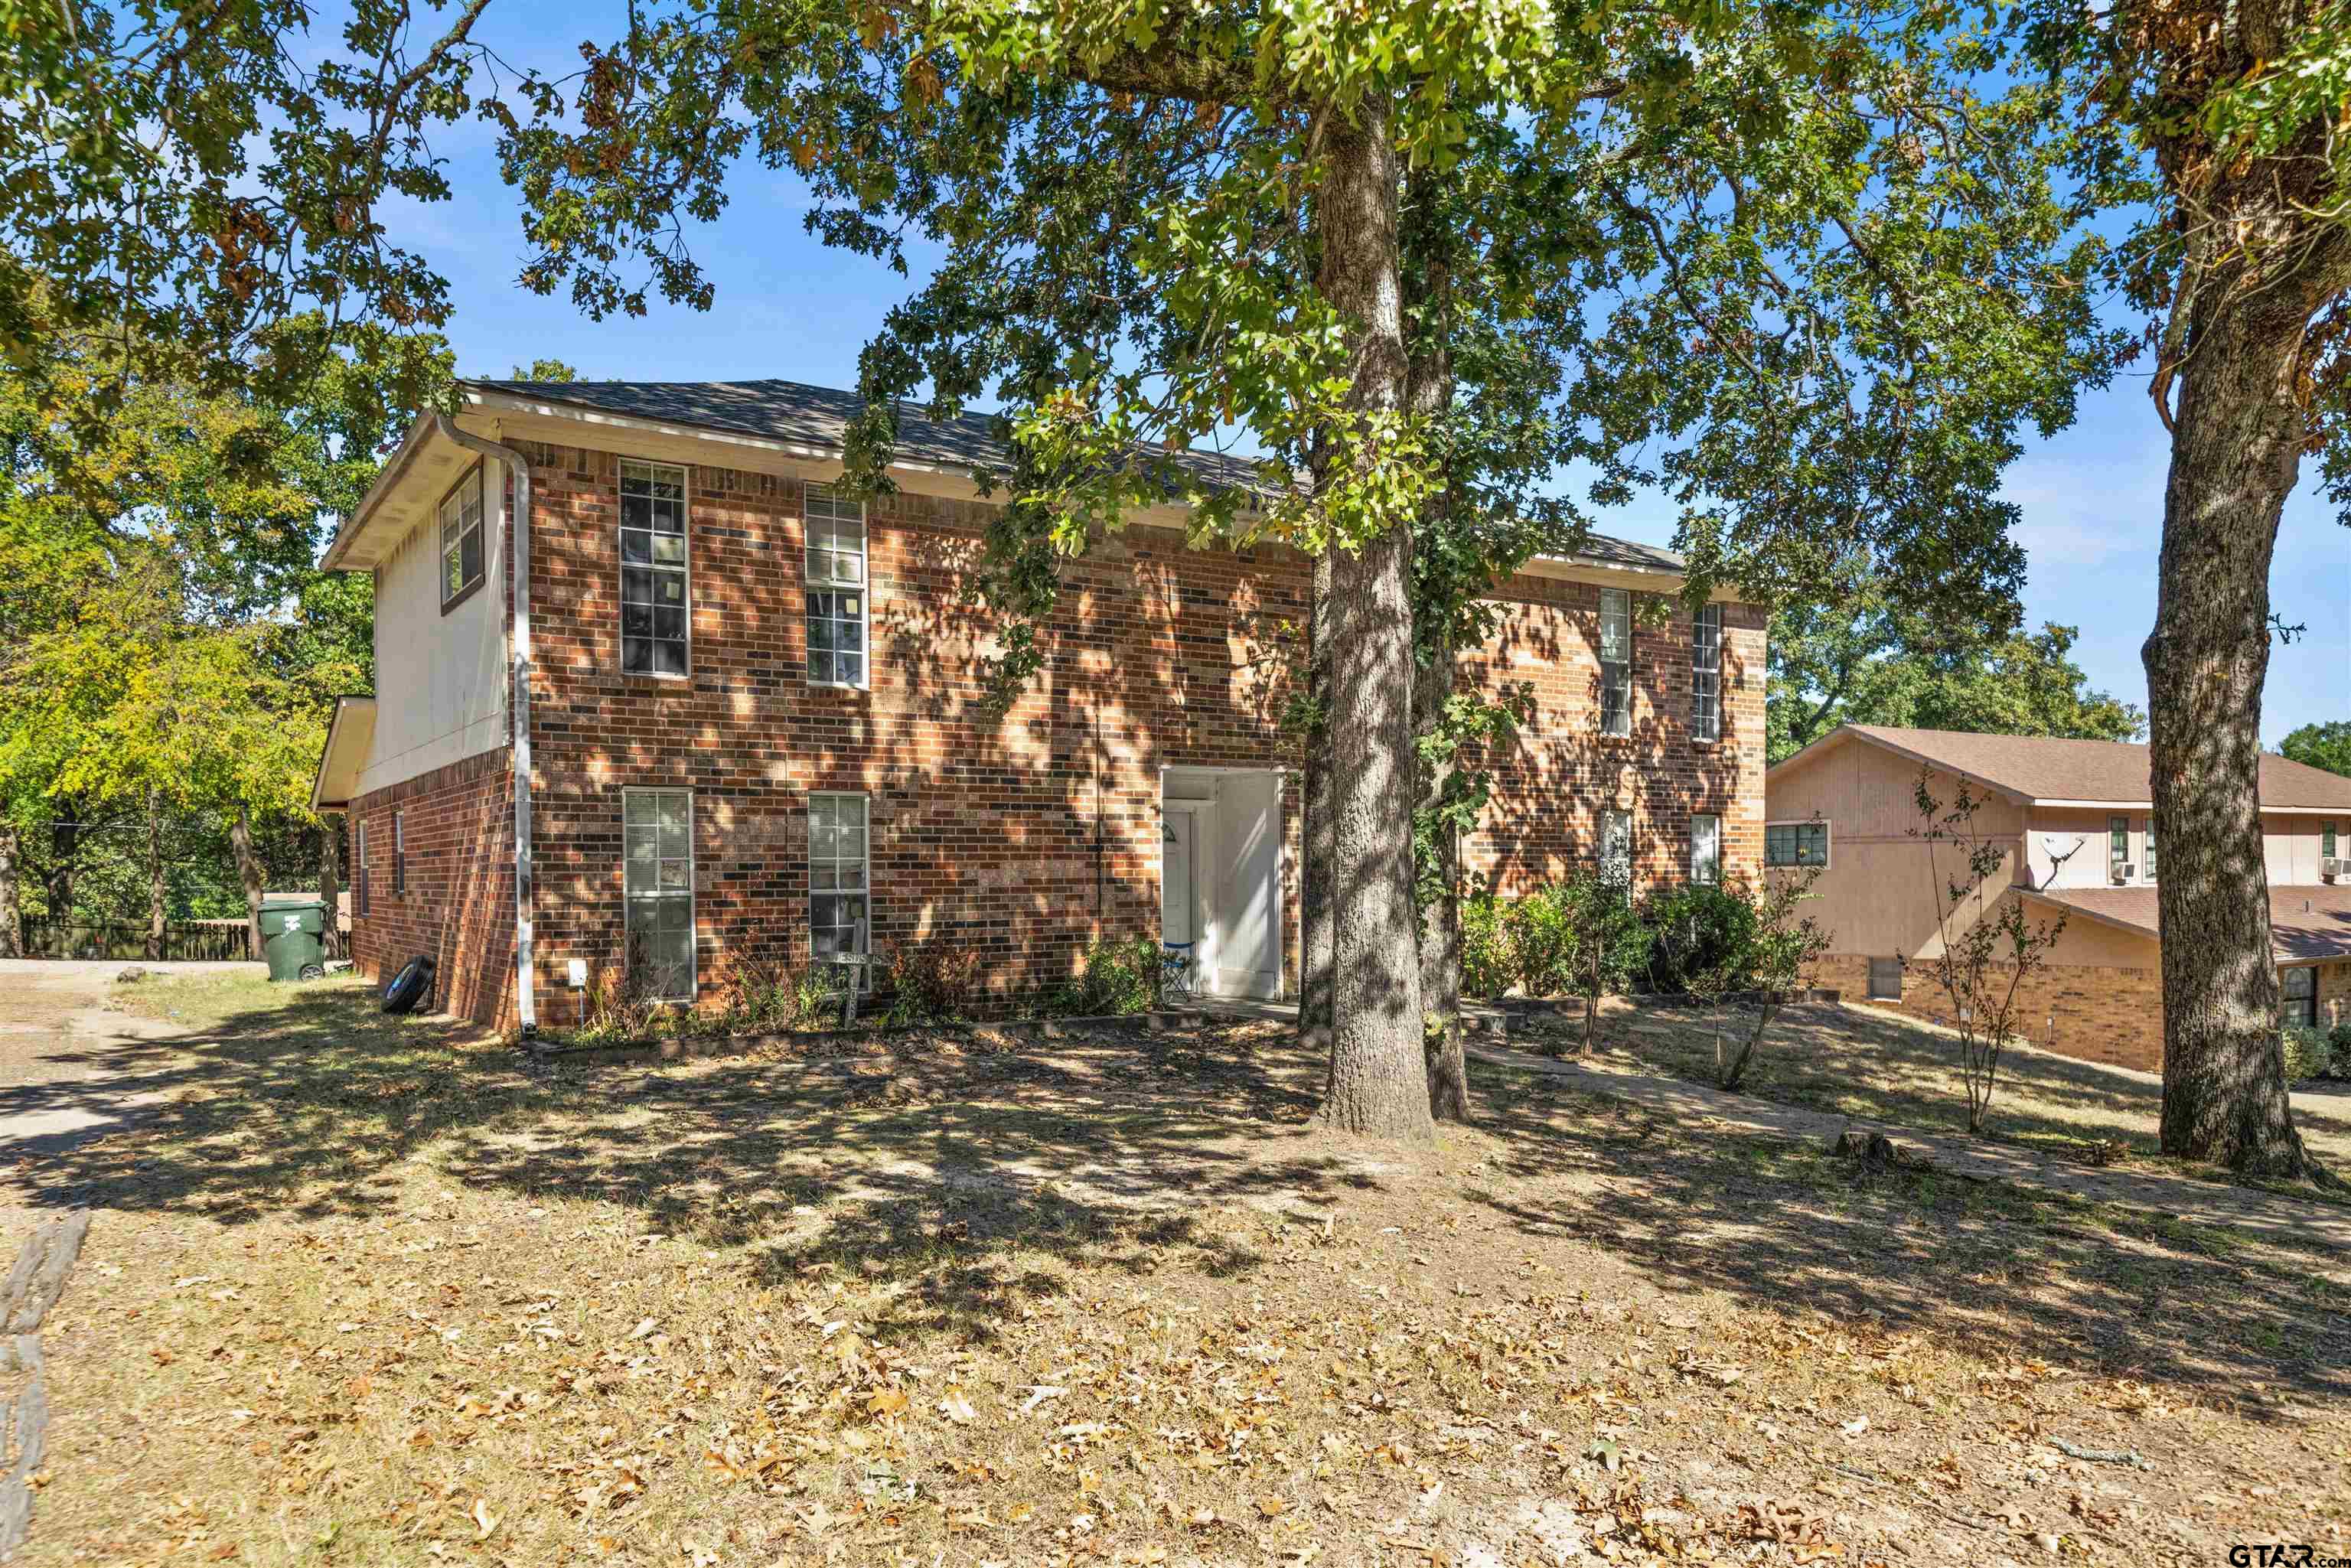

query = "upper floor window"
[1598, 588, 1632, 737]
[805, 484, 868, 687]
[439, 465, 484, 611]
[620, 459, 689, 677]
[2144, 817, 2158, 882]
[623, 788, 696, 1000]
[1765, 821, 1828, 867]
[2325, 822, 2340, 860]
[1691, 602, 1721, 742]
[2108, 815, 2130, 879]
[1690, 812, 1721, 885]
[354, 820, 370, 916]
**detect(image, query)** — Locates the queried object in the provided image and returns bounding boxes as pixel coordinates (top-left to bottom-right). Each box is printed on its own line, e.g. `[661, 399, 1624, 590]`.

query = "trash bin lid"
[260, 896, 328, 910]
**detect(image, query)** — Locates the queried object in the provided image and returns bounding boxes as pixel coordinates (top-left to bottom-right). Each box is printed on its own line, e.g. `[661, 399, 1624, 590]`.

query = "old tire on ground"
[381, 956, 434, 1015]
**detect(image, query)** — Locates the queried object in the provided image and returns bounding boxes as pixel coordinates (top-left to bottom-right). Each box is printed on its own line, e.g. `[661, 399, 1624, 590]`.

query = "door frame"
[1162, 796, 1215, 989]
[1159, 765, 1287, 1000]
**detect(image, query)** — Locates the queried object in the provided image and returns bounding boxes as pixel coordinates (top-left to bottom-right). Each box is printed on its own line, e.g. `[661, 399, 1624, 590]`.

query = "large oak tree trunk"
[2144, 179, 2348, 1179]
[1415, 614, 1471, 1122]
[1309, 98, 1432, 1139]
[145, 787, 166, 963]
[230, 804, 266, 962]
[0, 823, 20, 959]
[1302, 551, 1335, 1064]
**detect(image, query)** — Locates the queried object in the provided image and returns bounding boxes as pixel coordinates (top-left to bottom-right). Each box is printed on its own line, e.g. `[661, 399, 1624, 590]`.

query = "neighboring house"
[309, 377, 1769, 1031]
[1767, 724, 2351, 1071]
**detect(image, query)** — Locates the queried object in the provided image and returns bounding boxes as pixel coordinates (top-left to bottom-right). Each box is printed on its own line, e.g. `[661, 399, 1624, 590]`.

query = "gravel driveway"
[0, 959, 253, 1159]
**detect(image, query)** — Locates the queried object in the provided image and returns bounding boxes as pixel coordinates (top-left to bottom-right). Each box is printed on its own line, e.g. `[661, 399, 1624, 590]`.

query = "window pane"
[809, 650, 836, 684]
[621, 529, 651, 564]
[836, 650, 866, 685]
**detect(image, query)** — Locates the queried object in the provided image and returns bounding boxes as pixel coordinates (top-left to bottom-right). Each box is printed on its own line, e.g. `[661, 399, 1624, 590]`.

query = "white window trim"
[1690, 811, 1721, 885]
[621, 786, 698, 1002]
[1762, 818, 1831, 869]
[2143, 815, 2158, 882]
[804, 483, 872, 691]
[1690, 602, 1722, 745]
[619, 458, 693, 681]
[438, 463, 485, 609]
[1599, 807, 1634, 888]
[393, 809, 406, 897]
[809, 791, 874, 988]
[1597, 587, 1632, 738]
[355, 820, 370, 917]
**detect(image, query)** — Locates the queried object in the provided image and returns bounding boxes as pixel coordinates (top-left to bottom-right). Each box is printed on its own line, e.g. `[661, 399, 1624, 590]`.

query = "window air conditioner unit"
[2111, 863, 2135, 883]
[2324, 857, 2346, 879]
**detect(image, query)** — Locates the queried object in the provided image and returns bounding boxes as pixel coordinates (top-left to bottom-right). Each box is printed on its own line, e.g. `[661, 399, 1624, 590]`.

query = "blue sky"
[394, 8, 2348, 746]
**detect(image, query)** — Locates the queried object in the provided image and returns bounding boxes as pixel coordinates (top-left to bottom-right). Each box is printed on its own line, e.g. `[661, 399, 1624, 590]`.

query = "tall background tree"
[2277, 721, 2351, 779]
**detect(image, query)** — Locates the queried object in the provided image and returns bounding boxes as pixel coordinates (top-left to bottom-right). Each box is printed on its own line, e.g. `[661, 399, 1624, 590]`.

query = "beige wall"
[2028, 806, 2344, 890]
[1766, 742, 2022, 960]
[360, 459, 512, 798]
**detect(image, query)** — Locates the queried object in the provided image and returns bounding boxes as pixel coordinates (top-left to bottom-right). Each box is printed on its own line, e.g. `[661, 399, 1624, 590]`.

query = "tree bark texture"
[0, 825, 19, 959]
[2143, 73, 2351, 1177]
[1301, 550, 1336, 1068]
[1415, 614, 1471, 1122]
[230, 804, 266, 962]
[319, 818, 344, 963]
[1307, 98, 1433, 1140]
[144, 787, 165, 963]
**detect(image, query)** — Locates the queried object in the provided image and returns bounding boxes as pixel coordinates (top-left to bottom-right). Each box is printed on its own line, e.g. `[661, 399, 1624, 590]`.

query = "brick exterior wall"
[351, 435, 1768, 1032]
[347, 748, 517, 1028]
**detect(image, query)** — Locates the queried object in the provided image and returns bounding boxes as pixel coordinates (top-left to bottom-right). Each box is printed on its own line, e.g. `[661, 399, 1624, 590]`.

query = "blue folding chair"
[1161, 941, 1197, 1002]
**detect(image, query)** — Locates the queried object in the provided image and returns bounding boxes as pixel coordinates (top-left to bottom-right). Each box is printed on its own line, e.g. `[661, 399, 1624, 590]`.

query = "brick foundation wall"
[484, 440, 1769, 1030]
[347, 748, 517, 1029]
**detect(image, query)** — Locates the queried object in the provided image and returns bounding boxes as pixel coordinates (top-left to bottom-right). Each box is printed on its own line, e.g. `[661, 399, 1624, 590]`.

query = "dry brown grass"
[5, 973, 2347, 1567]
[1571, 999, 2351, 1175]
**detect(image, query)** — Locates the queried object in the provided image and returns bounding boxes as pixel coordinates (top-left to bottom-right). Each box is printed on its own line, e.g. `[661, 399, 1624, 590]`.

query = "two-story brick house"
[308, 377, 1769, 1032]
[1767, 724, 2351, 1071]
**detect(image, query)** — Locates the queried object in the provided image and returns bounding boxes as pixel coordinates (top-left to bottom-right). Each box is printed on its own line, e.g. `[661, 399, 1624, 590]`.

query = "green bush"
[2330, 1020, 2351, 1079]
[1641, 883, 1762, 995]
[1051, 934, 1162, 1016]
[1507, 885, 1583, 998]
[1460, 892, 1512, 999]
[2281, 1021, 2332, 1082]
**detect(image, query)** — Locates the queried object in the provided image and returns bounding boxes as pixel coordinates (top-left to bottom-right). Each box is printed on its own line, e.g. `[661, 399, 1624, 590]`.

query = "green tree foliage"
[2278, 721, 2351, 779]
[1769, 591, 2143, 763]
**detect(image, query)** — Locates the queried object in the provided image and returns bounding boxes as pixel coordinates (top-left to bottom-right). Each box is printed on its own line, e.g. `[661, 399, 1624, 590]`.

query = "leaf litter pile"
[9, 975, 2347, 1566]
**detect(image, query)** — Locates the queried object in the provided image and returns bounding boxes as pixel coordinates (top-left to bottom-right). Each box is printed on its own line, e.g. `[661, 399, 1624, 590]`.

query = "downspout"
[435, 416, 538, 1035]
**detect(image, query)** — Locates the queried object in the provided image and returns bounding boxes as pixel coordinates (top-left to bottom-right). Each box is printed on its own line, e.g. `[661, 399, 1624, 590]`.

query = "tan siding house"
[1766, 725, 2351, 1071]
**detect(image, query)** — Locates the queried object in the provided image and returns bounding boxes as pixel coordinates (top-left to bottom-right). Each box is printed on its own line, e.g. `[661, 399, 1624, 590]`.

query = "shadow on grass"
[15, 976, 2345, 1404]
[1466, 1059, 2350, 1415]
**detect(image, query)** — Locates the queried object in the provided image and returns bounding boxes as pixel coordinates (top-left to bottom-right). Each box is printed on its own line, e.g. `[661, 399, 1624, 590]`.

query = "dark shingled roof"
[2024, 884, 2351, 963]
[465, 376, 1687, 575]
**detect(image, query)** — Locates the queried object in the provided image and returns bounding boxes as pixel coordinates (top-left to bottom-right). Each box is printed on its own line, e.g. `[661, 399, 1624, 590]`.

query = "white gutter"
[433, 416, 539, 1037]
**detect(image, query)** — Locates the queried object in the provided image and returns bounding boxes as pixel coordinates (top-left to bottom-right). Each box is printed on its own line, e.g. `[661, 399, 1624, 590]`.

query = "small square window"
[1867, 957, 1903, 1001]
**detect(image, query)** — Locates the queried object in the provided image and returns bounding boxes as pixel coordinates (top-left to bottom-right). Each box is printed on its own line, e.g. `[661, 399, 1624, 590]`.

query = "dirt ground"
[3, 970, 2346, 1568]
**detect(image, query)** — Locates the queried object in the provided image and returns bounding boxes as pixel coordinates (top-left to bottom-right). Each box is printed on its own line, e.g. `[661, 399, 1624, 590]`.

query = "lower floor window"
[624, 789, 695, 1000]
[810, 792, 871, 979]
[1867, 957, 1903, 1001]
[2281, 964, 2317, 1027]
[1689, 813, 1720, 885]
[1599, 809, 1632, 890]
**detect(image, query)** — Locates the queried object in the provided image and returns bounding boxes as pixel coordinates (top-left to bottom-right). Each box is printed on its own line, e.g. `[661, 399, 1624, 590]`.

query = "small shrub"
[1460, 892, 1511, 999]
[1507, 886, 1583, 999]
[1641, 883, 1762, 995]
[1051, 934, 1161, 1016]
[2328, 1019, 2351, 1079]
[2281, 1022, 2332, 1083]
[882, 940, 980, 1025]
[578, 944, 660, 1044]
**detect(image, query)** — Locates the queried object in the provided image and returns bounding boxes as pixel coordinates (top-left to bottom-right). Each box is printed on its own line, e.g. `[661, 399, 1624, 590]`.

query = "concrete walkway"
[1200, 998, 2351, 1253]
[0, 960, 245, 1157]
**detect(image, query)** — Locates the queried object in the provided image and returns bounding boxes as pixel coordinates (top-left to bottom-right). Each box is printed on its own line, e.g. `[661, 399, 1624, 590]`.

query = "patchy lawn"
[1562, 999, 2351, 1176]
[7, 973, 2348, 1568]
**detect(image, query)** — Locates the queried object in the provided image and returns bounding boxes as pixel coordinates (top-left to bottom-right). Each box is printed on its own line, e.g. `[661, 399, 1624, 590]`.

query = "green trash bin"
[259, 897, 330, 983]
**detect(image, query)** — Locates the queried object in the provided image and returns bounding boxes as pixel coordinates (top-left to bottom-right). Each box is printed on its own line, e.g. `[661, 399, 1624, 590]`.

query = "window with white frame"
[804, 484, 869, 686]
[2144, 817, 2158, 882]
[354, 820, 370, 916]
[620, 459, 689, 676]
[2325, 822, 2339, 861]
[393, 810, 406, 896]
[1690, 813, 1720, 885]
[2108, 815, 2130, 879]
[1764, 821, 1828, 867]
[809, 793, 871, 976]
[439, 465, 484, 609]
[1598, 588, 1632, 737]
[1599, 807, 1633, 888]
[1691, 602, 1721, 742]
[623, 789, 695, 1000]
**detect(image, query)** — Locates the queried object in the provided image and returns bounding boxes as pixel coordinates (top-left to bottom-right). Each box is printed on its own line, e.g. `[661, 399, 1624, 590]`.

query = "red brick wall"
[347, 748, 517, 1028]
[485, 438, 1763, 1028]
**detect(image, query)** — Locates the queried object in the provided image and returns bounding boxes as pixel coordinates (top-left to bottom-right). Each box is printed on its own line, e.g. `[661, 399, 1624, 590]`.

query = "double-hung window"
[2325, 823, 2340, 862]
[1765, 821, 1828, 867]
[1690, 813, 1721, 885]
[805, 484, 869, 687]
[1598, 588, 1632, 737]
[1690, 602, 1722, 742]
[393, 810, 406, 896]
[354, 821, 370, 916]
[623, 789, 696, 1000]
[1599, 808, 1633, 889]
[2144, 817, 2158, 882]
[620, 460, 690, 676]
[2281, 965, 2317, 1028]
[810, 793, 871, 977]
[439, 465, 484, 610]
[2108, 815, 2131, 880]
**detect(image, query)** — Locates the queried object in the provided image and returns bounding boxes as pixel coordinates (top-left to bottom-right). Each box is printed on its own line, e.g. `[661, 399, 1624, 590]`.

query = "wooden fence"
[18, 921, 253, 962]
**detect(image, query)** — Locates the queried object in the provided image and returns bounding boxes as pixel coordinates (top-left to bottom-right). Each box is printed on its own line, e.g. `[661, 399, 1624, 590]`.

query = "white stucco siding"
[357, 461, 510, 796]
